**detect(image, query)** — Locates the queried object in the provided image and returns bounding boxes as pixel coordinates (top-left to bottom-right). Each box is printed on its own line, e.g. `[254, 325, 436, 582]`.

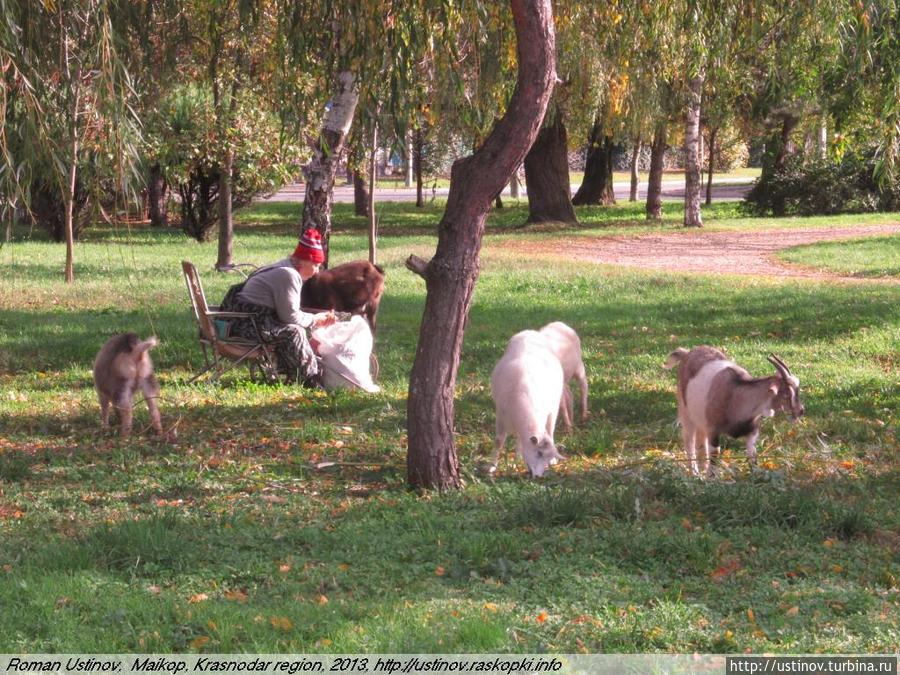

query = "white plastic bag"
[311, 315, 380, 393]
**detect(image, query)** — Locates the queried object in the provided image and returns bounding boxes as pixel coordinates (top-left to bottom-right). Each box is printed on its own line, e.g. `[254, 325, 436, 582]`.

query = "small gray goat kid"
[93, 333, 163, 437]
[665, 346, 804, 476]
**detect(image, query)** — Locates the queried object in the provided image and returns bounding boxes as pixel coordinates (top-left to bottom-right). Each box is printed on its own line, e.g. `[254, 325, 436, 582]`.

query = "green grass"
[776, 235, 900, 278]
[0, 200, 898, 653]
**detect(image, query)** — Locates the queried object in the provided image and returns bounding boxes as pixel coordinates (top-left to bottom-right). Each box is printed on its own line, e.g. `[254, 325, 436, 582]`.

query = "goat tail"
[664, 347, 689, 370]
[135, 336, 159, 355]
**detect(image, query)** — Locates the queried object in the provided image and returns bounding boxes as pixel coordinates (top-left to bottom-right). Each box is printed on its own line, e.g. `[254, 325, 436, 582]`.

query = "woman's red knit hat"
[293, 228, 325, 263]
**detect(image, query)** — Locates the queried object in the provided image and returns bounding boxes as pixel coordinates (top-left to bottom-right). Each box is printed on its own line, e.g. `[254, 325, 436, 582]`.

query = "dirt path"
[503, 223, 900, 281]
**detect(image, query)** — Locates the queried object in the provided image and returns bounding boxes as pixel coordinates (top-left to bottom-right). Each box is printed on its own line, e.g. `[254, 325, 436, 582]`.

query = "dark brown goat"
[301, 260, 385, 333]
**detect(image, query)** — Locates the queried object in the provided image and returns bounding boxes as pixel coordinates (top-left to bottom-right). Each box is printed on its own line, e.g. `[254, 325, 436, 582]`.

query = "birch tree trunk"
[405, 0, 556, 490]
[300, 70, 359, 266]
[405, 128, 414, 188]
[683, 72, 704, 227]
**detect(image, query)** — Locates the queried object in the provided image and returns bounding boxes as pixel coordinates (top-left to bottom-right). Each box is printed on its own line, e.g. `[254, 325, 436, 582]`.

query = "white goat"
[665, 346, 804, 476]
[539, 321, 589, 430]
[490, 330, 566, 477]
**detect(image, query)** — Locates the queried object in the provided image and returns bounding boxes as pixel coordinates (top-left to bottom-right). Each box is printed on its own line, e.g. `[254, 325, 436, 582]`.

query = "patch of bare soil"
[503, 224, 900, 281]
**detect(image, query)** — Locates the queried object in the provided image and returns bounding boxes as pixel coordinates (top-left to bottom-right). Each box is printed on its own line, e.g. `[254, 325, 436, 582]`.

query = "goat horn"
[767, 354, 791, 377]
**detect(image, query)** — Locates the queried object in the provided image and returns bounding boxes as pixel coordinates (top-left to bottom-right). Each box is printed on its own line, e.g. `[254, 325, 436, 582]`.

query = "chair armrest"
[207, 310, 256, 320]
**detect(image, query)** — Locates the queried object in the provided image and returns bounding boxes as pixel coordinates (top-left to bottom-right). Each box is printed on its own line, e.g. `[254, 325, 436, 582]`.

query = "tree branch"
[405, 254, 429, 278]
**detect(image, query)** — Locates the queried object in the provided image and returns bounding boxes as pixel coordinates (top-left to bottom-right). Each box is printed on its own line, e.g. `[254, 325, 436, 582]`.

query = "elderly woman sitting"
[219, 228, 335, 386]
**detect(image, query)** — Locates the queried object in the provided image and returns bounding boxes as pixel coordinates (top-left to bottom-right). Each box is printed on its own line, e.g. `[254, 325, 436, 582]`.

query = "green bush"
[745, 153, 900, 216]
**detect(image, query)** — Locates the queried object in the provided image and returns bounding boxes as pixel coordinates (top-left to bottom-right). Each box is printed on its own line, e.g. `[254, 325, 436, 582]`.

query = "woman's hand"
[313, 311, 337, 328]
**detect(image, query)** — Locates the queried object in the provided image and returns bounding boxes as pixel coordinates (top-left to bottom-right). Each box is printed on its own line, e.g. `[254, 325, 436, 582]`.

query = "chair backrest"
[181, 261, 218, 344]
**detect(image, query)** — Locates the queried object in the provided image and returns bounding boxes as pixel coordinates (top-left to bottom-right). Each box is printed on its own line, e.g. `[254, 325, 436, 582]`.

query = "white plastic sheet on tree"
[311, 315, 380, 393]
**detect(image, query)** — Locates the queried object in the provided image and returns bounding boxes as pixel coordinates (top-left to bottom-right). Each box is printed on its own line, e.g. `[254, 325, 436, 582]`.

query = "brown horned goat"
[93, 333, 163, 437]
[301, 260, 385, 334]
[665, 346, 804, 476]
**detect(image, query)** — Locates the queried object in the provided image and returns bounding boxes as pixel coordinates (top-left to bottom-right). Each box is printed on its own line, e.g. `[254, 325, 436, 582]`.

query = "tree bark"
[683, 72, 704, 227]
[368, 114, 378, 264]
[414, 128, 424, 208]
[629, 138, 642, 202]
[770, 113, 800, 216]
[524, 110, 576, 223]
[300, 70, 359, 266]
[572, 117, 616, 206]
[64, 137, 79, 284]
[818, 121, 827, 159]
[405, 128, 414, 188]
[148, 162, 168, 227]
[406, 0, 556, 490]
[705, 126, 718, 205]
[353, 171, 369, 216]
[215, 147, 234, 269]
[646, 123, 666, 220]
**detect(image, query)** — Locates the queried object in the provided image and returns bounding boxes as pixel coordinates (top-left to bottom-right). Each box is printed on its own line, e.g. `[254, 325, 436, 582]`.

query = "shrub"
[745, 153, 900, 216]
[148, 84, 301, 241]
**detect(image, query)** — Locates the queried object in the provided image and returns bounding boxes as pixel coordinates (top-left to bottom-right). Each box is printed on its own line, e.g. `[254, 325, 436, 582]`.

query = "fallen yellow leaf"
[190, 636, 210, 649]
[786, 606, 799, 616]
[435, 566, 445, 577]
[746, 608, 756, 623]
[224, 590, 248, 603]
[188, 593, 208, 604]
[270, 616, 293, 631]
[316, 594, 329, 605]
[484, 602, 498, 613]
[536, 611, 548, 623]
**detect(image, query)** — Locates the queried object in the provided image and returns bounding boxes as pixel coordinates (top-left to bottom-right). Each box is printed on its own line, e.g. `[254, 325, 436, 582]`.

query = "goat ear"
[768, 382, 779, 395]
[529, 435, 538, 445]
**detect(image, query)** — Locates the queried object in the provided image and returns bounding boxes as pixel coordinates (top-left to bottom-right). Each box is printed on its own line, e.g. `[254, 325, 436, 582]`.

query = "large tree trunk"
[705, 126, 718, 205]
[646, 124, 666, 220]
[572, 117, 616, 206]
[405, 0, 555, 490]
[524, 110, 576, 223]
[216, 148, 234, 270]
[148, 162, 168, 227]
[629, 138, 642, 202]
[683, 72, 704, 227]
[300, 70, 359, 266]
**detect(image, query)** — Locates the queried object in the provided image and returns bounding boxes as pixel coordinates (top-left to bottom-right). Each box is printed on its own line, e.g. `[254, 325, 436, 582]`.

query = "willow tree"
[405, 0, 556, 490]
[0, 0, 140, 282]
